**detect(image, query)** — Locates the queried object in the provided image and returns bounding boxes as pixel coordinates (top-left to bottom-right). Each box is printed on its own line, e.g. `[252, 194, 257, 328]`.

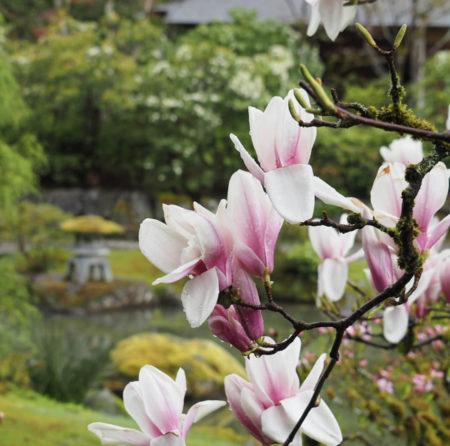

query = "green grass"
[0, 390, 247, 446]
[109, 249, 161, 286]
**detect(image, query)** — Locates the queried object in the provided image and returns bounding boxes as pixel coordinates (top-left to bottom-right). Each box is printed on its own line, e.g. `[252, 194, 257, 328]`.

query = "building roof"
[156, 0, 308, 25]
[156, 0, 450, 28]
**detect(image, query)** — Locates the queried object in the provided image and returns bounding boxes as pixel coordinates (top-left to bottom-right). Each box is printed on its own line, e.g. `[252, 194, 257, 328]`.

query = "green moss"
[0, 390, 246, 446]
[111, 333, 245, 399]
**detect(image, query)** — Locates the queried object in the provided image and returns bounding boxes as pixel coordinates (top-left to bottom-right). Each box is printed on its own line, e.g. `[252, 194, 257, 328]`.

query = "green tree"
[13, 11, 322, 199]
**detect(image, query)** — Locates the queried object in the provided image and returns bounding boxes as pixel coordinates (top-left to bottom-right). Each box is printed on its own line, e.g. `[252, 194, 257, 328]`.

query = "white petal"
[261, 404, 302, 445]
[175, 368, 187, 397]
[182, 400, 226, 438]
[406, 268, 435, 304]
[88, 422, 150, 446]
[139, 219, 186, 274]
[383, 305, 409, 344]
[307, 0, 321, 36]
[298, 400, 343, 446]
[321, 258, 348, 302]
[249, 100, 282, 171]
[313, 176, 361, 213]
[153, 258, 200, 285]
[230, 133, 265, 182]
[280, 391, 342, 446]
[300, 354, 326, 392]
[308, 225, 341, 259]
[151, 433, 185, 446]
[181, 269, 219, 327]
[264, 164, 314, 223]
[370, 163, 407, 218]
[319, 0, 345, 41]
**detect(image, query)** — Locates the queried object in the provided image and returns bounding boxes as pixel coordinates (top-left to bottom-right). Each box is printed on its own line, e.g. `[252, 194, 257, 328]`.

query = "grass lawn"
[0, 390, 248, 446]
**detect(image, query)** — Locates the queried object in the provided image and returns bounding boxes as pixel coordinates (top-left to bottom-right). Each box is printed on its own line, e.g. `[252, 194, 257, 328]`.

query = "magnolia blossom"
[369, 161, 450, 251]
[231, 90, 360, 223]
[139, 202, 230, 328]
[362, 227, 440, 344]
[305, 0, 357, 41]
[139, 170, 282, 328]
[88, 365, 225, 446]
[224, 338, 342, 445]
[309, 215, 362, 302]
[209, 304, 263, 352]
[379, 136, 423, 166]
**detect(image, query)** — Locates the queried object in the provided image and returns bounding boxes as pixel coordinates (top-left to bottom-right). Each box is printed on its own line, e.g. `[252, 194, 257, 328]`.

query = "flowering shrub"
[89, 3, 449, 445]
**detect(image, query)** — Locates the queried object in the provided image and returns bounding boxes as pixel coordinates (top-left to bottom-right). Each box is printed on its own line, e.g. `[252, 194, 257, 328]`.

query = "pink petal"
[88, 422, 150, 446]
[264, 164, 315, 223]
[224, 374, 268, 444]
[230, 134, 265, 182]
[383, 305, 409, 344]
[139, 366, 185, 435]
[228, 170, 282, 275]
[414, 162, 449, 233]
[123, 382, 161, 438]
[362, 226, 397, 293]
[424, 215, 450, 250]
[181, 268, 219, 328]
[246, 337, 301, 406]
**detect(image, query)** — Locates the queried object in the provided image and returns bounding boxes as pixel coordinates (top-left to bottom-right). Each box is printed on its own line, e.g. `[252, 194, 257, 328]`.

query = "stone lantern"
[61, 215, 124, 285]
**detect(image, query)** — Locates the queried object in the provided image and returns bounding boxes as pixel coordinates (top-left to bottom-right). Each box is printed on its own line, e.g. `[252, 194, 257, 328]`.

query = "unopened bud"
[355, 23, 378, 49]
[288, 99, 302, 122]
[300, 64, 336, 113]
[293, 88, 310, 109]
[393, 24, 407, 50]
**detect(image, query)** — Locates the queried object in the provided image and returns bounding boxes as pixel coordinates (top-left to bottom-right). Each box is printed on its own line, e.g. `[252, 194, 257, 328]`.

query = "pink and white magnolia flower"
[88, 365, 225, 446]
[369, 161, 450, 251]
[305, 0, 357, 41]
[209, 304, 264, 352]
[224, 338, 342, 446]
[362, 226, 441, 344]
[139, 202, 230, 328]
[379, 136, 423, 166]
[309, 215, 363, 302]
[231, 90, 360, 223]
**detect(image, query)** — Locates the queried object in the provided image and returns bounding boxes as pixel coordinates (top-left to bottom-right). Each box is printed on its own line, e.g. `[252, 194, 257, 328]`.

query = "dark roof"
[156, 0, 308, 25]
[156, 0, 450, 28]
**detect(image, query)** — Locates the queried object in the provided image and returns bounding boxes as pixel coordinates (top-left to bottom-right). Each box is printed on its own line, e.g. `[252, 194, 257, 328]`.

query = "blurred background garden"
[0, 1, 449, 445]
